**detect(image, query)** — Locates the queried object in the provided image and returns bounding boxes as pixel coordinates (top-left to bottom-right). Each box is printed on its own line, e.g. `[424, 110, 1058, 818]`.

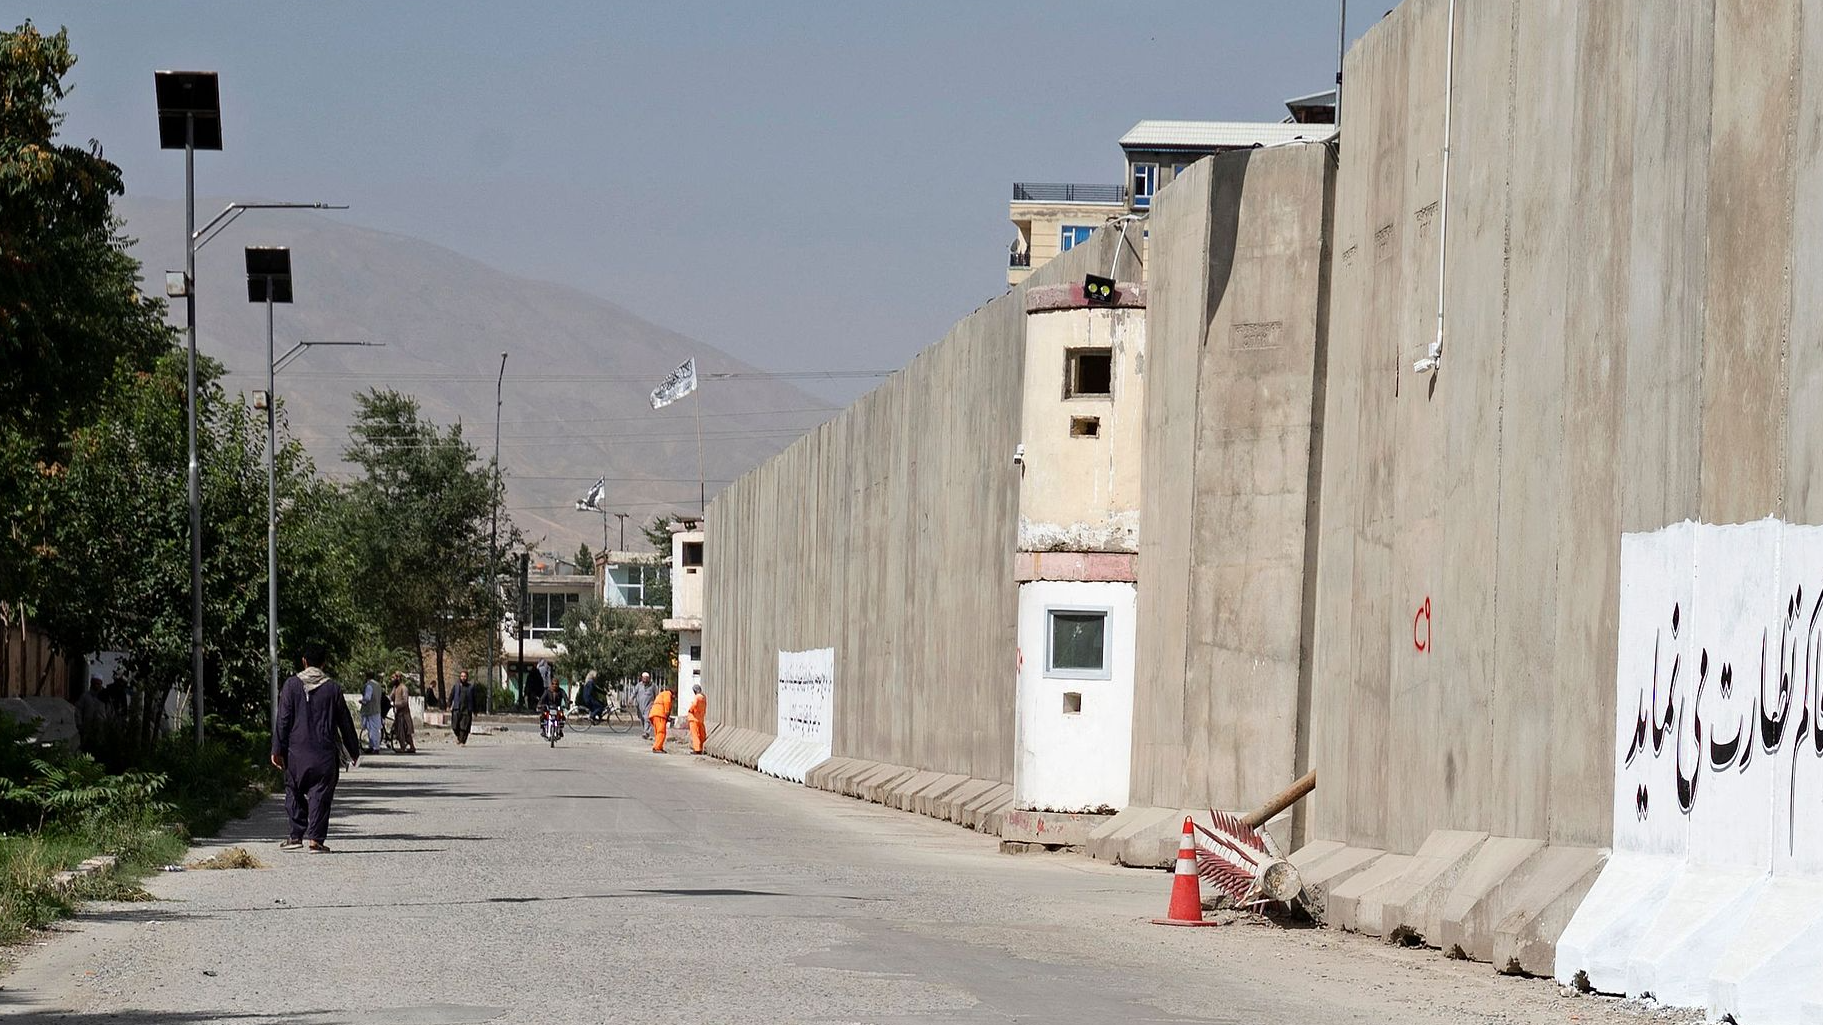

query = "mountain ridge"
[116, 195, 837, 552]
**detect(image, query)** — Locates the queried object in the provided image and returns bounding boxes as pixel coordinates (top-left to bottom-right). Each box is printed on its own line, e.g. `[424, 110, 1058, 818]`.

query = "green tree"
[0, 20, 176, 691]
[639, 515, 673, 612]
[573, 542, 593, 573]
[0, 21, 172, 452]
[551, 596, 673, 690]
[342, 390, 511, 702]
[38, 356, 359, 735]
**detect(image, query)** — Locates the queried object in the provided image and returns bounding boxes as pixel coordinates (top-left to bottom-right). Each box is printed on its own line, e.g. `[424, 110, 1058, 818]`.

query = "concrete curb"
[51, 854, 118, 891]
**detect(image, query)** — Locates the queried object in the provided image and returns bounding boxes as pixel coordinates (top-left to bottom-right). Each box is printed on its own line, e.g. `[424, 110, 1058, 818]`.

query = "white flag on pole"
[580, 477, 605, 510]
[649, 358, 698, 409]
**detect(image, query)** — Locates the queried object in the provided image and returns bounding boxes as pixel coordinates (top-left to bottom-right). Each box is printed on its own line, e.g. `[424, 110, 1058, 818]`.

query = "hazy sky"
[34, 1, 1383, 403]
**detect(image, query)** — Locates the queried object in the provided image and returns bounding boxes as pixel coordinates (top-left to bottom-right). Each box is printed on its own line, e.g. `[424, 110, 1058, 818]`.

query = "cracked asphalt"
[1, 724, 1663, 1024]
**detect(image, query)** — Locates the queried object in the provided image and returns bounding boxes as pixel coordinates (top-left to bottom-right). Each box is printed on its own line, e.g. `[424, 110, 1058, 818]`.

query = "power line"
[230, 369, 894, 383]
[288, 405, 837, 430]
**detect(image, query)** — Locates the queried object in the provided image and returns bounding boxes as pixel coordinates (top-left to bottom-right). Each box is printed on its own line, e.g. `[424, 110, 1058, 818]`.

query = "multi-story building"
[1007, 90, 1336, 285]
[500, 553, 595, 699]
[597, 549, 667, 609]
[1007, 182, 1130, 287]
[661, 518, 705, 689]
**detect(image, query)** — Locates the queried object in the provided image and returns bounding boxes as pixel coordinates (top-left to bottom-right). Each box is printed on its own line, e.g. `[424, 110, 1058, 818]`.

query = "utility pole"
[487, 352, 507, 714]
[615, 512, 628, 552]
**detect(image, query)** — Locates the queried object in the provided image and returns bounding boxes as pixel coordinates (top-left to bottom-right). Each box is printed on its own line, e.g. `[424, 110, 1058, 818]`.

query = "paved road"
[2, 725, 1655, 1024]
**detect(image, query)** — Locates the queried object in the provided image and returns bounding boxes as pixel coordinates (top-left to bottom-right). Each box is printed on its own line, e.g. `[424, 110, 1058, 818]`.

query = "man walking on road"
[632, 672, 658, 740]
[358, 671, 384, 754]
[272, 643, 361, 854]
[449, 670, 475, 746]
[649, 684, 674, 753]
[687, 683, 708, 756]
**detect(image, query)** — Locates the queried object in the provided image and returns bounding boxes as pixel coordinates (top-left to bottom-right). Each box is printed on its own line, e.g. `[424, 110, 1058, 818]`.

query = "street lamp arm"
[273, 339, 383, 374]
[194, 201, 349, 251]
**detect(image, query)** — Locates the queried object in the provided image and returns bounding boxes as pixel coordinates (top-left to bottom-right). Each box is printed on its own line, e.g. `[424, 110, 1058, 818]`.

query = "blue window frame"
[1132, 163, 1159, 209]
[1060, 225, 1096, 252]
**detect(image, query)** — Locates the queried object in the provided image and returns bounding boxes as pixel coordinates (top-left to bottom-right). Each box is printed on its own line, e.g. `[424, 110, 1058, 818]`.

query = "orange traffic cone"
[1151, 816, 1221, 927]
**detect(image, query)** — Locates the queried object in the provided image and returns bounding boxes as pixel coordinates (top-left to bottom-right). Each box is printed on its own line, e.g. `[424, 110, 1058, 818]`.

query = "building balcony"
[1010, 248, 1032, 268]
[1011, 182, 1129, 204]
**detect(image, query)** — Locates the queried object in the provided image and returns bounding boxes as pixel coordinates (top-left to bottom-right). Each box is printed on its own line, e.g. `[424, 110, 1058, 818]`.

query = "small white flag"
[580, 477, 605, 509]
[649, 358, 698, 409]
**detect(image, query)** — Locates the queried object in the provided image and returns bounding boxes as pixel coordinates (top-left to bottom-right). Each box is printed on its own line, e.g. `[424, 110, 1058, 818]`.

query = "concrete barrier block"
[977, 791, 1016, 835]
[854, 764, 900, 800]
[865, 766, 917, 803]
[837, 760, 883, 797]
[1489, 844, 1605, 978]
[1620, 866, 1766, 1005]
[1300, 846, 1388, 921]
[1433, 836, 1547, 961]
[913, 774, 970, 817]
[745, 731, 776, 766]
[1361, 830, 1489, 940]
[803, 757, 846, 789]
[1086, 806, 1173, 863]
[800, 757, 835, 786]
[1706, 877, 1823, 1025]
[961, 784, 1012, 830]
[1288, 839, 1346, 870]
[887, 771, 941, 809]
[1127, 810, 1204, 868]
[1326, 854, 1415, 932]
[936, 778, 997, 821]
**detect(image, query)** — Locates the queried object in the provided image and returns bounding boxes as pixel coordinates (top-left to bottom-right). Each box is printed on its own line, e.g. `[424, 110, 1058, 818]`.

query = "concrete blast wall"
[1308, 0, 1823, 856]
[703, 232, 1132, 783]
[1130, 143, 1335, 821]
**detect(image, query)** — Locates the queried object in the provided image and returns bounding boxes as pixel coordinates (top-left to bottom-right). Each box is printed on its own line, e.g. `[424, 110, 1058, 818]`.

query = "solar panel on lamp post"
[246, 246, 292, 738]
[155, 70, 221, 747]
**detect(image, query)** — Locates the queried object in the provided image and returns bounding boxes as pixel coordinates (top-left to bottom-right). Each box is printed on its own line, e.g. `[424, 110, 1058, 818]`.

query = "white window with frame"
[1059, 224, 1096, 252]
[527, 591, 581, 639]
[1045, 606, 1111, 680]
[1131, 162, 1159, 209]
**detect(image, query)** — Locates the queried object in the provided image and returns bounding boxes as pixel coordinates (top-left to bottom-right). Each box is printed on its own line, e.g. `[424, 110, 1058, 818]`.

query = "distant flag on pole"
[579, 476, 605, 510]
[650, 358, 698, 410]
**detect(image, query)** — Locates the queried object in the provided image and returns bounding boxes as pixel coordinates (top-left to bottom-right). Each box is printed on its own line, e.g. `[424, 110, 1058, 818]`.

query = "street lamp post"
[155, 70, 222, 746]
[245, 247, 293, 733]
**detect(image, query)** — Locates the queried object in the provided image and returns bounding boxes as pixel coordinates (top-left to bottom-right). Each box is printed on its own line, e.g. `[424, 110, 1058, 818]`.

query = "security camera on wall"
[1012, 443, 1025, 467]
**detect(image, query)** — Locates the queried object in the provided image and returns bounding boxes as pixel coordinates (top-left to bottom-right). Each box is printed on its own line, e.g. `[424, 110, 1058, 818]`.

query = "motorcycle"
[541, 707, 565, 747]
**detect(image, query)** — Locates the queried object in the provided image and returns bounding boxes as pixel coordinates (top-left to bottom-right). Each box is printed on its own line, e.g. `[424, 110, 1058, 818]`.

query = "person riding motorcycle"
[538, 678, 567, 739]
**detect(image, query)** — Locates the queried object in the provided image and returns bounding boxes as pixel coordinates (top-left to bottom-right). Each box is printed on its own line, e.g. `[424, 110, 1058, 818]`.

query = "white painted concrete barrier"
[1556, 521, 1823, 1024]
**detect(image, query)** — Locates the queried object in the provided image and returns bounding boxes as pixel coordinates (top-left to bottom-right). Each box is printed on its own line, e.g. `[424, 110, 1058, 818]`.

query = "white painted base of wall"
[1557, 854, 1823, 1024]
[757, 736, 827, 784]
[1014, 579, 1135, 812]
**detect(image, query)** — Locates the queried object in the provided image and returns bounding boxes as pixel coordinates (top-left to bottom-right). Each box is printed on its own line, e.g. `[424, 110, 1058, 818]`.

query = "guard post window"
[681, 541, 704, 574]
[1064, 348, 1113, 399]
[1132, 163, 1159, 209]
[1046, 607, 1111, 680]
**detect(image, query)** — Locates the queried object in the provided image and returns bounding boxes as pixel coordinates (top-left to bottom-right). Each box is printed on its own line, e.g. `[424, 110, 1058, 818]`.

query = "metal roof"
[1283, 88, 1339, 109]
[1118, 120, 1337, 151]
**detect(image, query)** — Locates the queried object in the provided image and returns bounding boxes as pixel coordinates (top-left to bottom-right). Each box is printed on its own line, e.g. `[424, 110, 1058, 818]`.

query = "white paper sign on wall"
[776, 647, 835, 761]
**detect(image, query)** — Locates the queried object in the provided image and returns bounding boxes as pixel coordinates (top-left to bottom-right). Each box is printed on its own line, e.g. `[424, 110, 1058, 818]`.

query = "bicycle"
[569, 693, 636, 734]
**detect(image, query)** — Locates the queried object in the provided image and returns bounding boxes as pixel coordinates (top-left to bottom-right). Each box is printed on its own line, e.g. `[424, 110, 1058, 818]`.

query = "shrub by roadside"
[0, 715, 276, 949]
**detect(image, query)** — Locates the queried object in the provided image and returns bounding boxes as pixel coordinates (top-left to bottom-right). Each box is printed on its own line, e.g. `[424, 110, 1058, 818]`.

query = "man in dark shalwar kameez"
[271, 643, 361, 853]
[448, 670, 475, 746]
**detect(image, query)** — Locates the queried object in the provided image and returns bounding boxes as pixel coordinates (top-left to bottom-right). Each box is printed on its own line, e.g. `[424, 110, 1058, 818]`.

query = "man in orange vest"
[648, 685, 674, 753]
[686, 683, 707, 756]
